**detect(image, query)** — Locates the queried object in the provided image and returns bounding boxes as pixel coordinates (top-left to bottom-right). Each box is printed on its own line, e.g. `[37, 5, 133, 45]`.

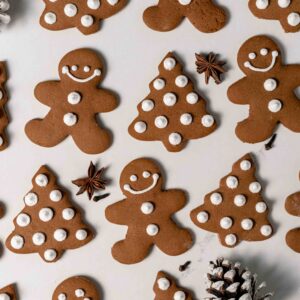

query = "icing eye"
[71, 65, 78, 71]
[130, 175, 137, 182]
[84, 66, 91, 72]
[248, 52, 256, 60]
[143, 171, 151, 178]
[260, 48, 268, 56]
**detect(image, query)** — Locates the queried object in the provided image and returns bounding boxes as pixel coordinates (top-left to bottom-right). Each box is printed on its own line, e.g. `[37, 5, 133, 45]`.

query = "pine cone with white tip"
[0, 0, 10, 25]
[205, 258, 274, 300]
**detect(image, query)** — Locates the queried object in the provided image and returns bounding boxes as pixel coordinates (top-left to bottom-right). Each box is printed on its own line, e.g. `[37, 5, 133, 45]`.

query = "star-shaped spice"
[72, 162, 108, 201]
[195, 52, 226, 84]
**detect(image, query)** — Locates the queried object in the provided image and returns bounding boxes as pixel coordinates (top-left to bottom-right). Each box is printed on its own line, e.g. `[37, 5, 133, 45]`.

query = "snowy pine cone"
[0, 0, 10, 25]
[205, 258, 274, 300]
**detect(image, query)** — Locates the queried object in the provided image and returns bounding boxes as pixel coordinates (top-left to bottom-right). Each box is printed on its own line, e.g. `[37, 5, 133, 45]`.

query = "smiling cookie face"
[238, 35, 282, 75]
[120, 158, 162, 197]
[59, 49, 103, 85]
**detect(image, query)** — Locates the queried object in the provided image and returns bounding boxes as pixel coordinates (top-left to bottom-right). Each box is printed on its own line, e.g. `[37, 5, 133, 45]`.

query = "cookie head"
[238, 35, 281, 75]
[59, 49, 103, 85]
[120, 158, 162, 197]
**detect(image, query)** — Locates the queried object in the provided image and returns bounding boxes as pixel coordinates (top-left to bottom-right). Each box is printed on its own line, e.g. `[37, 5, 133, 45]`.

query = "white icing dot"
[248, 52, 256, 60]
[87, 0, 101, 9]
[260, 225, 272, 236]
[63, 113, 78, 126]
[44, 12, 56, 24]
[173, 291, 186, 300]
[249, 182, 262, 193]
[155, 116, 168, 128]
[141, 99, 154, 112]
[35, 174, 48, 187]
[201, 115, 215, 127]
[44, 249, 57, 261]
[178, 0, 192, 5]
[210, 193, 223, 205]
[180, 113, 193, 125]
[278, 0, 291, 8]
[157, 278, 170, 290]
[186, 92, 199, 104]
[0, 90, 3, 100]
[58, 294, 67, 300]
[107, 0, 119, 5]
[64, 3, 78, 17]
[197, 211, 209, 223]
[50, 190, 63, 202]
[24, 192, 38, 206]
[130, 175, 137, 182]
[76, 229, 88, 240]
[143, 171, 151, 178]
[256, 202, 267, 213]
[39, 208, 54, 222]
[134, 121, 147, 133]
[81, 15, 94, 27]
[84, 66, 91, 72]
[256, 0, 269, 9]
[260, 48, 268, 56]
[220, 217, 233, 229]
[62, 208, 75, 220]
[0, 136, 3, 146]
[241, 219, 254, 230]
[54, 229, 68, 242]
[175, 75, 188, 88]
[163, 93, 177, 106]
[146, 224, 159, 236]
[75, 289, 85, 297]
[240, 160, 252, 171]
[16, 213, 31, 227]
[234, 194, 247, 207]
[0, 293, 11, 300]
[71, 65, 78, 71]
[264, 78, 277, 91]
[226, 176, 239, 189]
[141, 202, 154, 214]
[67, 92, 81, 105]
[10, 235, 24, 249]
[163, 57, 176, 70]
[225, 234, 237, 246]
[168, 132, 182, 146]
[153, 78, 165, 90]
[268, 99, 282, 113]
[32, 232, 46, 246]
[288, 12, 300, 26]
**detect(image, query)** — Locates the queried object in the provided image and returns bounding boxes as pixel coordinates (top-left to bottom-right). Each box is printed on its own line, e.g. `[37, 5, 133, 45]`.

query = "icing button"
[163, 57, 176, 70]
[81, 15, 94, 27]
[256, 0, 269, 9]
[44, 249, 57, 261]
[155, 116, 168, 128]
[107, 0, 119, 5]
[178, 0, 192, 5]
[134, 121, 147, 133]
[175, 75, 188, 88]
[44, 12, 57, 24]
[225, 234, 237, 246]
[157, 277, 170, 290]
[186, 92, 199, 104]
[87, 0, 101, 9]
[210, 192, 223, 205]
[168, 132, 182, 146]
[63, 113, 78, 126]
[197, 211, 209, 223]
[153, 78, 165, 90]
[141, 202, 154, 214]
[201, 115, 214, 127]
[35, 174, 48, 187]
[264, 78, 277, 91]
[75, 289, 85, 297]
[146, 224, 159, 236]
[226, 176, 239, 189]
[64, 3, 78, 17]
[141, 99, 154, 112]
[287, 12, 300, 27]
[163, 93, 177, 106]
[278, 0, 291, 8]
[173, 291, 186, 300]
[67, 92, 81, 105]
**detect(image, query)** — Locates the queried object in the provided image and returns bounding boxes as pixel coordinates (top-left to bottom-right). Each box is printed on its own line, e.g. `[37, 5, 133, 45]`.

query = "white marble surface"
[0, 0, 300, 299]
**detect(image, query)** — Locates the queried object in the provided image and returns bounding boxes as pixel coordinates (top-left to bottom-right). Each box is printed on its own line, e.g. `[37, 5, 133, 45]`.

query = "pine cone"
[205, 258, 274, 300]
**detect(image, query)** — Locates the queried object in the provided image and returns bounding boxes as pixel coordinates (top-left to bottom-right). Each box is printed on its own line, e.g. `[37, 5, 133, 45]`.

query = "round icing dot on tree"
[287, 12, 300, 26]
[146, 224, 159, 236]
[157, 277, 170, 290]
[225, 234, 237, 246]
[64, 3, 78, 17]
[197, 211, 209, 223]
[234, 194, 247, 207]
[180, 113, 193, 125]
[168, 132, 182, 146]
[87, 0, 101, 9]
[76, 229, 88, 240]
[226, 176, 239, 189]
[178, 0, 192, 5]
[220, 217, 233, 229]
[44, 249, 57, 261]
[81, 15, 94, 27]
[173, 291, 186, 300]
[256, 0, 269, 9]
[268, 99, 282, 113]
[0, 136, 3, 146]
[241, 219, 254, 231]
[248, 52, 256, 59]
[62, 208, 75, 220]
[44, 12, 57, 24]
[39, 207, 54, 222]
[63, 113, 78, 126]
[0, 293, 10, 300]
[155, 116, 168, 129]
[134, 121, 147, 133]
[141, 99, 154, 112]
[130, 175, 137, 182]
[141, 202, 154, 214]
[260, 225, 272, 236]
[75, 289, 85, 297]
[107, 0, 119, 5]
[54, 229, 68, 242]
[186, 92, 199, 104]
[58, 293, 67, 300]
[210, 192, 223, 205]
[32, 232, 46, 246]
[278, 0, 291, 8]
[10, 235, 24, 249]
[67, 92, 81, 105]
[24, 192, 38, 206]
[201, 115, 215, 127]
[163, 57, 176, 70]
[256, 202, 267, 213]
[175, 75, 188, 88]
[260, 48, 268, 56]
[50, 190, 63, 202]
[16, 213, 31, 227]
[163, 93, 177, 106]
[249, 182, 262, 193]
[263, 78, 277, 91]
[35, 174, 48, 187]
[143, 171, 151, 178]
[153, 78, 165, 90]
[240, 160, 252, 171]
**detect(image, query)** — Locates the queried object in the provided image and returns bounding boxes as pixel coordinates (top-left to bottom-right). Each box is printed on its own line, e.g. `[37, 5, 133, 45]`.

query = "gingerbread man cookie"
[6, 165, 94, 263]
[143, 0, 226, 33]
[0, 284, 18, 300]
[228, 35, 300, 143]
[52, 276, 100, 300]
[105, 158, 193, 264]
[249, 0, 300, 32]
[191, 154, 273, 248]
[25, 49, 117, 154]
[40, 0, 127, 35]
[129, 52, 217, 152]
[0, 62, 9, 151]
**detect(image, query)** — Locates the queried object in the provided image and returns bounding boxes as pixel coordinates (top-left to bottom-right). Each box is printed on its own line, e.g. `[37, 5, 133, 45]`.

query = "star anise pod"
[195, 52, 226, 84]
[72, 162, 108, 201]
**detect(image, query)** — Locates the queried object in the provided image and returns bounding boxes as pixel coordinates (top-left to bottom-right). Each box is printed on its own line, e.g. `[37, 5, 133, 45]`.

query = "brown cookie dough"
[228, 35, 300, 143]
[143, 0, 226, 33]
[40, 0, 127, 35]
[6, 165, 94, 263]
[154, 271, 193, 300]
[0, 62, 9, 151]
[190, 153, 273, 248]
[128, 52, 217, 152]
[0, 284, 17, 300]
[105, 158, 193, 264]
[249, 0, 300, 33]
[25, 49, 117, 154]
[52, 276, 100, 300]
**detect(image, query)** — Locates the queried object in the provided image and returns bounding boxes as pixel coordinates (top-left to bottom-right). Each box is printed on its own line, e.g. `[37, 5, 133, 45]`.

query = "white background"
[1, 0, 300, 299]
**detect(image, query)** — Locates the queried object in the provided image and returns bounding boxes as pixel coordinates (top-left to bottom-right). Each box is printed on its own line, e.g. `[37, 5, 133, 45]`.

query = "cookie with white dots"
[0, 62, 9, 151]
[0, 284, 18, 300]
[190, 153, 273, 248]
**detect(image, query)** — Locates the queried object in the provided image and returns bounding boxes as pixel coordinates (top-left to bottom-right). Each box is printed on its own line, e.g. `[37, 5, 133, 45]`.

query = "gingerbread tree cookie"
[154, 271, 193, 300]
[249, 0, 300, 33]
[0, 62, 9, 151]
[40, 0, 127, 35]
[52, 276, 100, 300]
[143, 0, 226, 33]
[25, 49, 117, 154]
[191, 153, 273, 248]
[285, 171, 300, 253]
[129, 52, 217, 152]
[6, 165, 94, 263]
[0, 284, 18, 300]
[105, 158, 193, 264]
[228, 35, 300, 143]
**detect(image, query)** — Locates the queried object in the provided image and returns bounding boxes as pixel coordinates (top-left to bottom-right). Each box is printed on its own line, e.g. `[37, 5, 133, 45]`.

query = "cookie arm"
[34, 81, 61, 106]
[161, 189, 187, 211]
[227, 77, 250, 104]
[93, 89, 118, 112]
[105, 199, 131, 225]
